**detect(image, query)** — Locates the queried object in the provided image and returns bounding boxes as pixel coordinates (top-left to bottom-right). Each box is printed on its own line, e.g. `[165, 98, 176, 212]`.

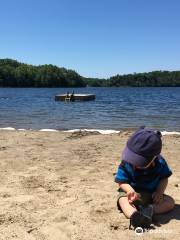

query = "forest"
[0, 59, 180, 87]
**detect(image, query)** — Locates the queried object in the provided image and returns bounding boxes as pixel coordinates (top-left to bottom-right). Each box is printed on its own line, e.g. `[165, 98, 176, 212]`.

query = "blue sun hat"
[122, 127, 162, 167]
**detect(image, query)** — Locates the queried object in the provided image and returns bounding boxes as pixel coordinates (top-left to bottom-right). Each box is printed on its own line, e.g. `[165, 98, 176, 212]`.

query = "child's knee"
[118, 196, 128, 210]
[119, 196, 128, 205]
[164, 195, 175, 210]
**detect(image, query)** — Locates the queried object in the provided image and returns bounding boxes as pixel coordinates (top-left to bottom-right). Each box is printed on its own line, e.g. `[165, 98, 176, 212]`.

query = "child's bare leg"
[119, 197, 137, 218]
[153, 195, 175, 214]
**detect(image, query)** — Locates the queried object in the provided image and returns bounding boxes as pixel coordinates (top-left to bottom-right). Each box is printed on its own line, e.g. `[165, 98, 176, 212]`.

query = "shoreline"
[0, 127, 180, 135]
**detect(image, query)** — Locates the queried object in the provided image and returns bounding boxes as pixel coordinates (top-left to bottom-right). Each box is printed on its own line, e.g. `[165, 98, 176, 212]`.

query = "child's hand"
[127, 190, 140, 204]
[152, 192, 164, 204]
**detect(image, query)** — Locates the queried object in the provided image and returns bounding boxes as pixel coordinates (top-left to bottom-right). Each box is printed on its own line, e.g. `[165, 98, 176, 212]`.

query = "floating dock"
[55, 94, 96, 102]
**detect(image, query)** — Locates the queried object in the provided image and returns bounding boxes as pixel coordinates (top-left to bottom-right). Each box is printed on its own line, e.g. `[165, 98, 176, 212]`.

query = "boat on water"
[55, 93, 96, 102]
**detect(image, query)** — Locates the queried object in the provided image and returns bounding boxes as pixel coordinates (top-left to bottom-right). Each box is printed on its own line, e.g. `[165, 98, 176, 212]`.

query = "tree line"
[0, 59, 85, 87]
[0, 58, 180, 87]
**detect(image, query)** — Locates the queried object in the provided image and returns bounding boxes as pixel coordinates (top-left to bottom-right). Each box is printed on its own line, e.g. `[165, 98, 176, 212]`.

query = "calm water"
[0, 87, 180, 131]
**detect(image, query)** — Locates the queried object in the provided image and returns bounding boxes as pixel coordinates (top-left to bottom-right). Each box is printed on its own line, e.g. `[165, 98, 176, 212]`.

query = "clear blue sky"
[0, 0, 180, 78]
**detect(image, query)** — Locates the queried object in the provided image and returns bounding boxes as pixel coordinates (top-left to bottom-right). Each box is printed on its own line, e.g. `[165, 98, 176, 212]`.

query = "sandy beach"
[0, 130, 179, 240]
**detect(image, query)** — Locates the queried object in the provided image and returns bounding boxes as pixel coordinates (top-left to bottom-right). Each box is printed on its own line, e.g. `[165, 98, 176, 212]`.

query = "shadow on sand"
[153, 204, 180, 226]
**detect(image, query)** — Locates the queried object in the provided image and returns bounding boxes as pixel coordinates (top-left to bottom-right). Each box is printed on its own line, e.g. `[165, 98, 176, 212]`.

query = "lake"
[0, 87, 179, 131]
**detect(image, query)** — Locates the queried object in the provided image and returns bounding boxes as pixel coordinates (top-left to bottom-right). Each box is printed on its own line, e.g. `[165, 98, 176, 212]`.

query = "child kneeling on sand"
[115, 127, 175, 229]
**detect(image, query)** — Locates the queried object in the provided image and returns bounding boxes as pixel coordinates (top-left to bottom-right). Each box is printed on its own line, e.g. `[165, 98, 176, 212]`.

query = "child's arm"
[152, 157, 172, 204]
[156, 178, 168, 194]
[119, 182, 134, 193]
[119, 182, 140, 204]
[115, 161, 140, 203]
[152, 178, 168, 204]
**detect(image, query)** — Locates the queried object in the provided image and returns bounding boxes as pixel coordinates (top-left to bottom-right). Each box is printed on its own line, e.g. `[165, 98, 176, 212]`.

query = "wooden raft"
[55, 94, 96, 102]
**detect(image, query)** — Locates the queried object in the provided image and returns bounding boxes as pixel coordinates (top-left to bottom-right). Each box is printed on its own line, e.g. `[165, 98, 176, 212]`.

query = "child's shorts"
[117, 189, 157, 211]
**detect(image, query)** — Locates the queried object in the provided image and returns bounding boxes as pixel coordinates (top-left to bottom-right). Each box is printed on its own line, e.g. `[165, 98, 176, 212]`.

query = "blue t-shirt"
[115, 157, 172, 193]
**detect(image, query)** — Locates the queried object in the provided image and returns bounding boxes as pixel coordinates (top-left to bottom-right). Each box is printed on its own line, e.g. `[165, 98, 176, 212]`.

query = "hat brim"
[122, 146, 150, 167]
